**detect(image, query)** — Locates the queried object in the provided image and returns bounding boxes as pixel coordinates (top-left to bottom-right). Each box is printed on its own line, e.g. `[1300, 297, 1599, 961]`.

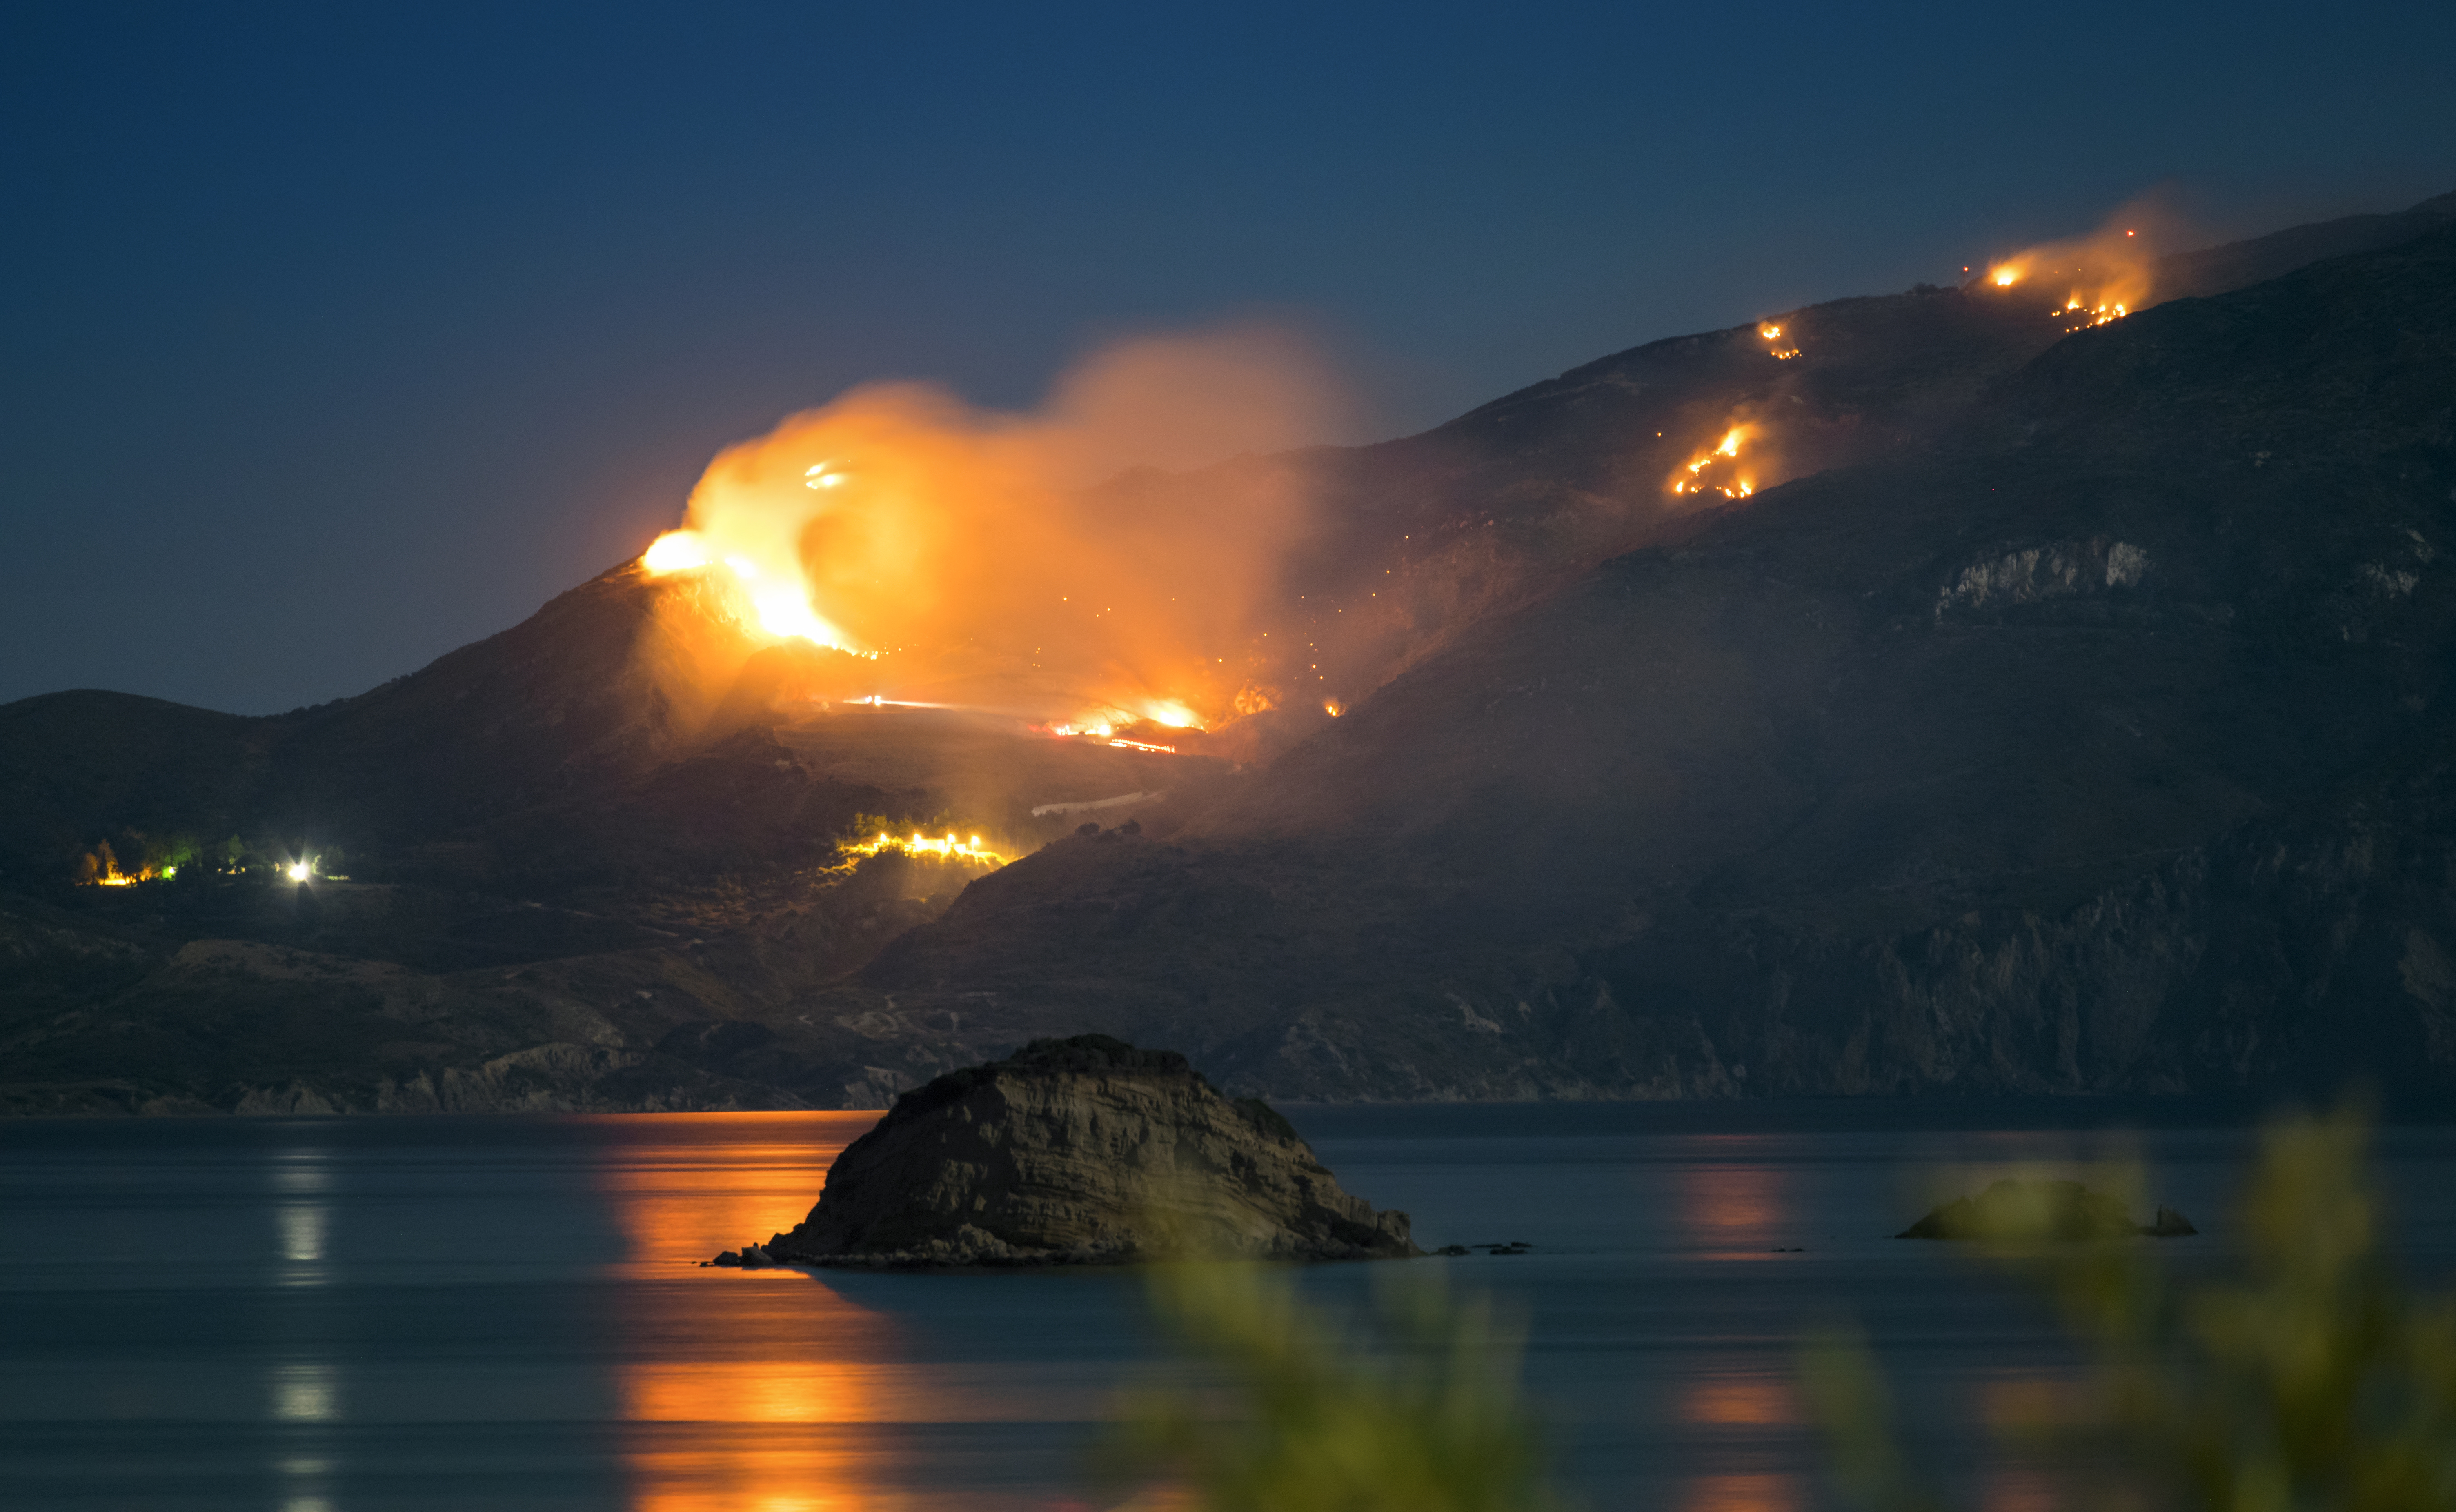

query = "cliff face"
[763, 1036, 1419, 1265]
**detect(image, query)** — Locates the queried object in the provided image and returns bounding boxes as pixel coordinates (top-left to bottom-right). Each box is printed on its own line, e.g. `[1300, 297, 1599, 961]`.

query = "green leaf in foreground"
[1099, 1261, 1566, 1512]
[1805, 1104, 2456, 1511]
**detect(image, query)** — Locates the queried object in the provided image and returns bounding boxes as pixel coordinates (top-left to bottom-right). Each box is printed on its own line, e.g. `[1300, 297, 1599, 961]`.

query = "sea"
[4, 1101, 2452, 1511]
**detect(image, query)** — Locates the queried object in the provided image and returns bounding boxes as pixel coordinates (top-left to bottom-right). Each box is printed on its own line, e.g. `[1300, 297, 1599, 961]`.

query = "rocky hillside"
[3, 192, 2452, 1112]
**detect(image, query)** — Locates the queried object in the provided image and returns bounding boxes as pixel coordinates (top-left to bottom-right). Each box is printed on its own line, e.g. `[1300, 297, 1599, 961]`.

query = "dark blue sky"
[6, 1, 2450, 714]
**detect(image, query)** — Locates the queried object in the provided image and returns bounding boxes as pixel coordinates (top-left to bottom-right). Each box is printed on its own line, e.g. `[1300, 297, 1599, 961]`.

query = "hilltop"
[3, 191, 2452, 1111]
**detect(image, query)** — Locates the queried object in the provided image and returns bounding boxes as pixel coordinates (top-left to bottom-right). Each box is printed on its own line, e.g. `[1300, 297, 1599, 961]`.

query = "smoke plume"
[639, 325, 1350, 733]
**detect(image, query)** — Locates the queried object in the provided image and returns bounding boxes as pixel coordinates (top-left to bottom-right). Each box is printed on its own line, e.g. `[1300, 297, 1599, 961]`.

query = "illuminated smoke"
[636, 326, 1348, 734]
[1979, 197, 2180, 331]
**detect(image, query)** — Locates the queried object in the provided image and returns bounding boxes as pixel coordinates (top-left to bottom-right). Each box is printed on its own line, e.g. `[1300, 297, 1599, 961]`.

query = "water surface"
[4, 1103, 2451, 1509]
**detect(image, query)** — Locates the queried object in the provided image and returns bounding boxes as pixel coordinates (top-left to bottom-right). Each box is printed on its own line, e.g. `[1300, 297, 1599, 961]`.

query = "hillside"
[858, 218, 2456, 1099]
[3, 192, 2452, 1112]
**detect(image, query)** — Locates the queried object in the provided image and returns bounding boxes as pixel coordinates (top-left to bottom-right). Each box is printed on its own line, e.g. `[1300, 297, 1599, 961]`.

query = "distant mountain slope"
[1252, 189, 2456, 702]
[852, 220, 2456, 1100]
[2, 190, 2450, 1112]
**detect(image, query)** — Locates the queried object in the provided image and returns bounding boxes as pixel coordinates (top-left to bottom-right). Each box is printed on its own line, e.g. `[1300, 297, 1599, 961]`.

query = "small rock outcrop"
[1898, 1178, 2198, 1241]
[751, 1035, 1420, 1267]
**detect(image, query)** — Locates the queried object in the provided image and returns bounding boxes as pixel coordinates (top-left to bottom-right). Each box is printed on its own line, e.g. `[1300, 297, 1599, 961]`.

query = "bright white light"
[287, 861, 311, 883]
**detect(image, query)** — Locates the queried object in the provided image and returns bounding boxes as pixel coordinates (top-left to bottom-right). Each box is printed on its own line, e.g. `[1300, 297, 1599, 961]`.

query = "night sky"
[6, 2, 2450, 715]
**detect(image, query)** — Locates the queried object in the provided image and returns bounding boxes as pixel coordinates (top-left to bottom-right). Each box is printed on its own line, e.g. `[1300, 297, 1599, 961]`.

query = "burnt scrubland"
[3, 193, 2454, 1112]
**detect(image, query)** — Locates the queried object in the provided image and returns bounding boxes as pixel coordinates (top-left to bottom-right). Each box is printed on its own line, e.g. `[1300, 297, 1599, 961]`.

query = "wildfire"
[1042, 695, 1205, 745]
[1039, 720, 1180, 753]
[643, 527, 869, 655]
[1757, 322, 1800, 360]
[1980, 209, 2158, 334]
[2057, 293, 2129, 330]
[76, 838, 175, 887]
[1133, 700, 1203, 730]
[1669, 424, 1757, 500]
[842, 829, 1009, 866]
[630, 327, 1339, 743]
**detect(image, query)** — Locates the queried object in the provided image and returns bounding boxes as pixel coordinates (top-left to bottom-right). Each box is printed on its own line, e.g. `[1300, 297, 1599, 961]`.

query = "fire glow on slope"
[1982, 211, 2161, 333]
[637, 328, 1340, 738]
[842, 828, 1010, 867]
[1669, 424, 1757, 500]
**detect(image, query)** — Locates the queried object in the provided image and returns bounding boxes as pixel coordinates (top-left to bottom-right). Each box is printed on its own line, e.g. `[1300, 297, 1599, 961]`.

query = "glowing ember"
[1981, 213, 2155, 333]
[1758, 324, 1782, 340]
[1042, 697, 1207, 742]
[2057, 297, 2129, 331]
[1668, 423, 1757, 500]
[1046, 718, 1114, 739]
[1106, 737, 1177, 754]
[842, 829, 1009, 866]
[1324, 699, 1344, 717]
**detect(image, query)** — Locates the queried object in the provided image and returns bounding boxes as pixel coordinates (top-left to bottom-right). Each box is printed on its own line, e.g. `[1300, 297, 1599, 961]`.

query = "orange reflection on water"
[1675, 1150, 1789, 1252]
[1981, 1466, 2060, 1512]
[588, 1111, 883, 1267]
[1680, 1472, 1803, 1512]
[625, 1362, 874, 1424]
[1680, 1376, 1798, 1425]
[592, 1112, 903, 1512]
[624, 1431, 905, 1512]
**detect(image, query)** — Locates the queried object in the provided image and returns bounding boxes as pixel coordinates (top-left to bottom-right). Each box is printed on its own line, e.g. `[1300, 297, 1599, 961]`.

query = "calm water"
[4, 1103, 2452, 1510]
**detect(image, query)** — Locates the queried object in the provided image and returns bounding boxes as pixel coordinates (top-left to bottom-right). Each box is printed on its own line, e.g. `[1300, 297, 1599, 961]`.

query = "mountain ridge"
[5, 192, 2452, 1112]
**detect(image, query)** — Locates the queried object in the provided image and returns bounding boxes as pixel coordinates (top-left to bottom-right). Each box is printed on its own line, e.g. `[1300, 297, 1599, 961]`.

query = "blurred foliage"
[1099, 1261, 1566, 1512]
[1804, 1103, 2456, 1511]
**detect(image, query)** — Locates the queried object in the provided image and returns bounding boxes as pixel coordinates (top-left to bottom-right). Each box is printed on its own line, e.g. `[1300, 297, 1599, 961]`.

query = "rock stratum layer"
[759, 1036, 1419, 1265]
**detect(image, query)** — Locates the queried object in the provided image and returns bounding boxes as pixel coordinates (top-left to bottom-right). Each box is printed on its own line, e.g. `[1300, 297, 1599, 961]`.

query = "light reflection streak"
[1675, 1150, 1790, 1254]
[268, 1148, 340, 1512]
[268, 1362, 339, 1422]
[1680, 1376, 1798, 1425]
[1679, 1472, 1803, 1511]
[593, 1114, 915, 1510]
[273, 1154, 329, 1287]
[587, 1119, 877, 1267]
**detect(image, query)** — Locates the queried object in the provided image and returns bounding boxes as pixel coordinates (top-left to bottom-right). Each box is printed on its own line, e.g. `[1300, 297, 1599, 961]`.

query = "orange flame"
[842, 829, 1008, 866]
[1668, 423, 1758, 500]
[636, 327, 1342, 734]
[1980, 202, 2166, 332]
